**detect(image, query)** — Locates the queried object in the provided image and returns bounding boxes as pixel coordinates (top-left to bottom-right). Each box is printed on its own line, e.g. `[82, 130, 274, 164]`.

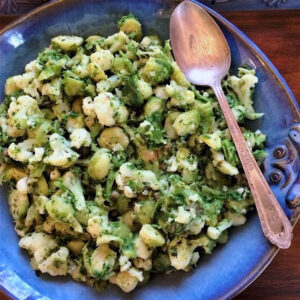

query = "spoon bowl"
[170, 0, 293, 249]
[170, 0, 230, 86]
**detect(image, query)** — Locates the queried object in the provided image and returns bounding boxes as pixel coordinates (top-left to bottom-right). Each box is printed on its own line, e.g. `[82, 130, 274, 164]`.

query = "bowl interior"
[0, 1, 299, 300]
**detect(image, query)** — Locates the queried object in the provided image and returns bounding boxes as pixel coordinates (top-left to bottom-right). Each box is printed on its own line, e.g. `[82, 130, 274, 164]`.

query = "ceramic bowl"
[0, 1, 299, 299]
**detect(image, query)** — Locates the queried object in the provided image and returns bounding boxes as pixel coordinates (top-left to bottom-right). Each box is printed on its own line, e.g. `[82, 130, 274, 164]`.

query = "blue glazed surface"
[0, 1, 299, 300]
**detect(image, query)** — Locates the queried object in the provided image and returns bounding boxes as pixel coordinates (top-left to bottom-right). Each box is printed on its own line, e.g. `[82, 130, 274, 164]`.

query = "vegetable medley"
[0, 14, 267, 293]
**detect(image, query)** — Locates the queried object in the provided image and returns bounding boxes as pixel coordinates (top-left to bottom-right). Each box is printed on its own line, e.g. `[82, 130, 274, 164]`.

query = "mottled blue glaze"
[0, 1, 299, 300]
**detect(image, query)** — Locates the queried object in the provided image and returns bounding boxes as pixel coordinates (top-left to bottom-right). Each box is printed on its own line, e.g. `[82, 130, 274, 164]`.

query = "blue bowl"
[0, 1, 299, 299]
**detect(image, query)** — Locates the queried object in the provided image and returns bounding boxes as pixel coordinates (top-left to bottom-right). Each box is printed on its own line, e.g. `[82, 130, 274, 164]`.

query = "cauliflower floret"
[166, 147, 198, 173]
[28, 147, 45, 163]
[7, 95, 42, 129]
[38, 247, 69, 276]
[41, 78, 62, 102]
[168, 237, 197, 270]
[19, 232, 57, 264]
[25, 60, 42, 73]
[43, 133, 79, 168]
[6, 72, 36, 93]
[116, 163, 159, 198]
[94, 92, 128, 126]
[24, 79, 42, 99]
[82, 97, 96, 118]
[70, 128, 92, 149]
[90, 50, 114, 71]
[16, 177, 29, 194]
[134, 236, 153, 260]
[8, 139, 34, 162]
[104, 31, 129, 53]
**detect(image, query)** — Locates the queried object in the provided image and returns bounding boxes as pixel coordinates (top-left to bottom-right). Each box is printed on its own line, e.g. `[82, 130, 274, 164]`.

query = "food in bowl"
[0, 14, 266, 293]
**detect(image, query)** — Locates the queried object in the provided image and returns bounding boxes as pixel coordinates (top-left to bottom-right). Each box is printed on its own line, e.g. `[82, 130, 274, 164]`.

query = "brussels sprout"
[46, 192, 83, 232]
[164, 111, 180, 139]
[152, 253, 172, 273]
[38, 65, 61, 82]
[85, 35, 105, 52]
[88, 244, 117, 280]
[139, 57, 173, 86]
[139, 224, 165, 248]
[121, 75, 144, 107]
[98, 127, 129, 151]
[144, 97, 164, 117]
[134, 199, 156, 225]
[173, 110, 201, 137]
[63, 72, 85, 97]
[200, 132, 222, 150]
[87, 63, 107, 82]
[87, 149, 112, 180]
[4, 166, 27, 182]
[9, 189, 29, 221]
[51, 35, 83, 52]
[171, 62, 190, 87]
[118, 14, 142, 41]
[112, 53, 134, 75]
[90, 49, 114, 71]
[109, 271, 139, 293]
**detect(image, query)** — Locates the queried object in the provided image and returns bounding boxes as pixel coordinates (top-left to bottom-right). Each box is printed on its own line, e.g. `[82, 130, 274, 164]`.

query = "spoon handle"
[213, 83, 293, 249]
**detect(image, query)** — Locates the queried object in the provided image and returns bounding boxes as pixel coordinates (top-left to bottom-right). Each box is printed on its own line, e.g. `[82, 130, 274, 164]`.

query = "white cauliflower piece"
[16, 177, 29, 194]
[104, 31, 129, 53]
[28, 147, 45, 163]
[10, 72, 36, 91]
[19, 232, 57, 264]
[7, 95, 42, 129]
[134, 236, 153, 259]
[70, 128, 92, 149]
[43, 133, 79, 168]
[116, 162, 159, 198]
[90, 49, 114, 71]
[8, 139, 34, 162]
[94, 92, 128, 126]
[38, 247, 69, 276]
[25, 60, 42, 73]
[82, 97, 96, 118]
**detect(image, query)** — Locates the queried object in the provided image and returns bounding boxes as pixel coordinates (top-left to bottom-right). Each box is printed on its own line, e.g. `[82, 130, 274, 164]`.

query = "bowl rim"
[0, 0, 299, 299]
